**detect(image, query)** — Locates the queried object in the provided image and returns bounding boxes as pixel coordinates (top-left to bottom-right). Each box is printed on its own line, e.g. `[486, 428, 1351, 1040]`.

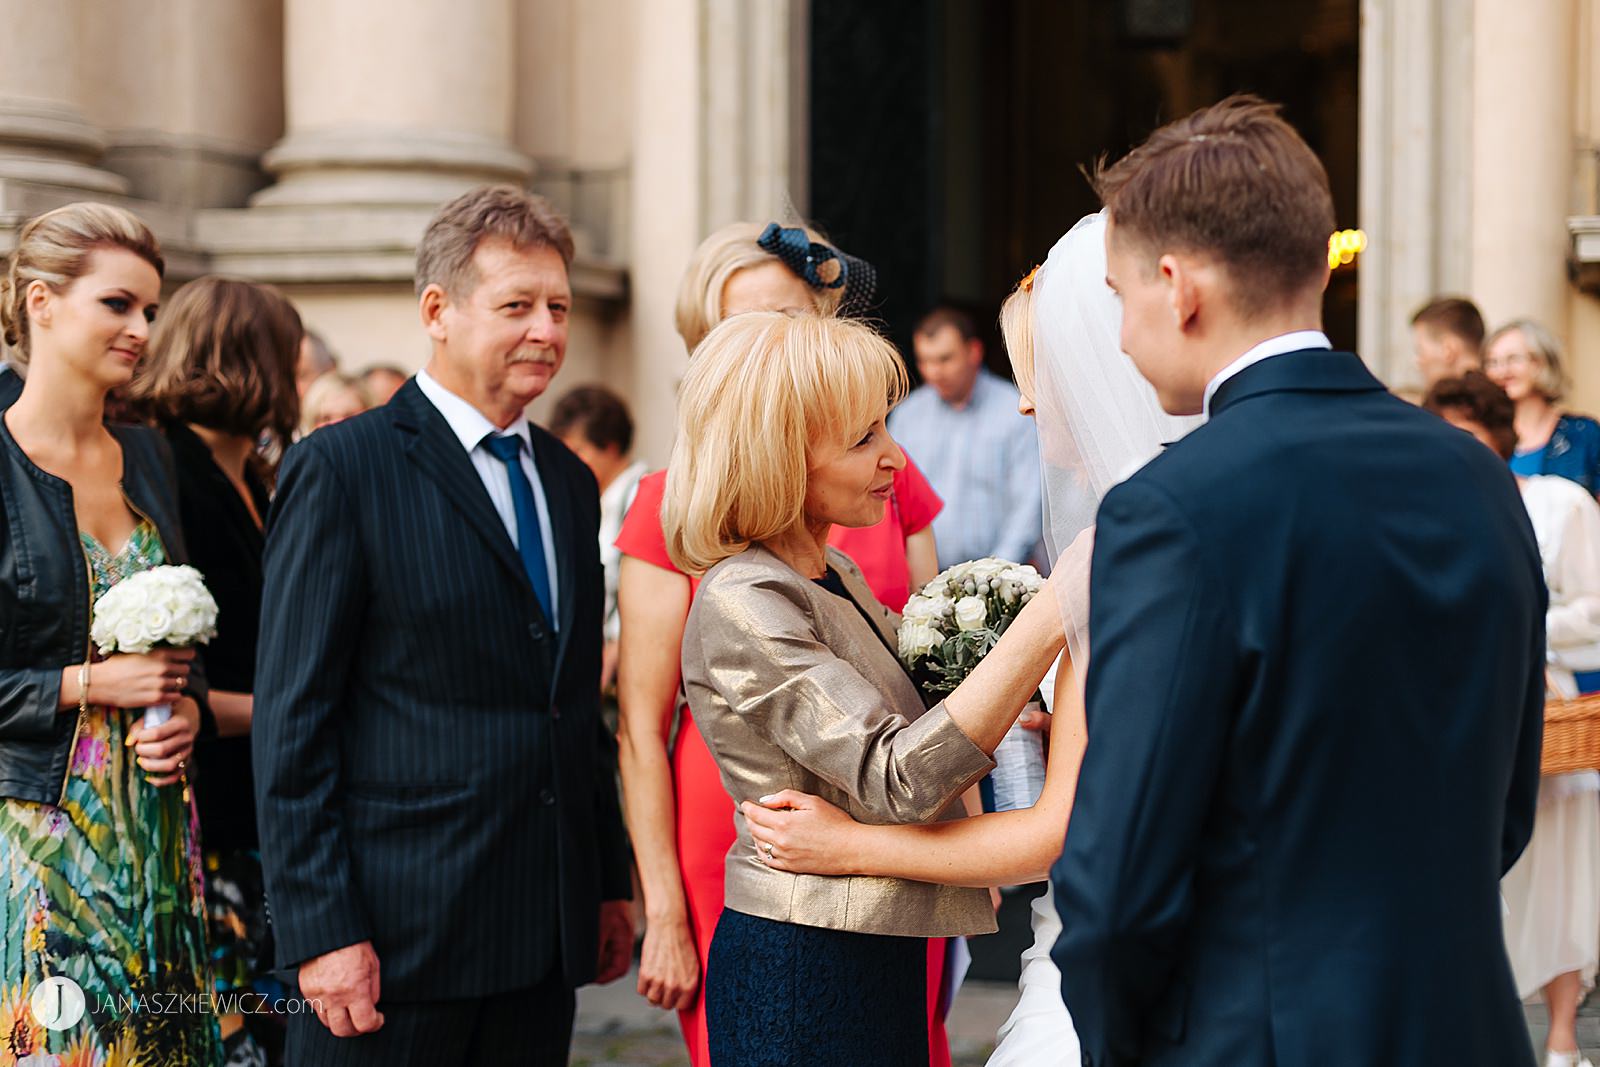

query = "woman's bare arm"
[744, 654, 1088, 887]
[615, 556, 700, 1010]
[207, 690, 253, 737]
[905, 527, 939, 594]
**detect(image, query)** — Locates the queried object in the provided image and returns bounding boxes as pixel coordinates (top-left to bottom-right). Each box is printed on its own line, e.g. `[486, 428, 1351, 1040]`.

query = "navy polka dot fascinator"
[756, 222, 879, 318]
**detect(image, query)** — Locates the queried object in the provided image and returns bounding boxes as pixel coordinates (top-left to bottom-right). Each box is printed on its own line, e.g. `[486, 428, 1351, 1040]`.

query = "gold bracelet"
[77, 661, 90, 715]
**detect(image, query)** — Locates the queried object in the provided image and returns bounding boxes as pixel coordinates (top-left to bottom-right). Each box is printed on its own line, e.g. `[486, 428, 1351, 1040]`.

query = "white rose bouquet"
[90, 564, 218, 728]
[899, 557, 1049, 812]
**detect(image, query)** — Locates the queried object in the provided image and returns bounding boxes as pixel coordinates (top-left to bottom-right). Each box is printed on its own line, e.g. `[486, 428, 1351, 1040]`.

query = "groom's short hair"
[1093, 94, 1335, 320]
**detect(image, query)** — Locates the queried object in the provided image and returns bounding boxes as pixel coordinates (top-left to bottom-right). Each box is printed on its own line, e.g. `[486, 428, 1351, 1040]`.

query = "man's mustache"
[509, 347, 558, 365]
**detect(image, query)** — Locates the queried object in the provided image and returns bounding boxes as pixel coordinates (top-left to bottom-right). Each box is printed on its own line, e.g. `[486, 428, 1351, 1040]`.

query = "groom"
[1051, 97, 1546, 1066]
[255, 186, 633, 1065]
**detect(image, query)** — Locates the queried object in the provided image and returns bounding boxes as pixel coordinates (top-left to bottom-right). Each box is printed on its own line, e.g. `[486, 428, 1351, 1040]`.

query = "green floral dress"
[0, 521, 222, 1067]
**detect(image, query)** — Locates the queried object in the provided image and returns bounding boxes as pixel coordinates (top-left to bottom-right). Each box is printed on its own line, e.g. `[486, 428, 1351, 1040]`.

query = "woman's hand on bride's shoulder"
[741, 790, 862, 877]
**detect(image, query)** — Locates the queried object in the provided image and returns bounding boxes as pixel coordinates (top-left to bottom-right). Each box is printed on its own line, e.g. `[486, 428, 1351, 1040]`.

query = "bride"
[741, 211, 1200, 1064]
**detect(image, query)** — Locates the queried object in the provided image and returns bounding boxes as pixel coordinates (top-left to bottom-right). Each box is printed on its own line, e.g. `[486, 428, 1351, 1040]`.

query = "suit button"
[528, 622, 544, 640]
[539, 788, 556, 806]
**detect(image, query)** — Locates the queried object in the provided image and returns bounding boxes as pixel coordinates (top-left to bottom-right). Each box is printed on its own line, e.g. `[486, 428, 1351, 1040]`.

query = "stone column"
[1469, 0, 1576, 338]
[1357, 0, 1474, 386]
[627, 0, 808, 466]
[0, 0, 127, 196]
[252, 0, 529, 208]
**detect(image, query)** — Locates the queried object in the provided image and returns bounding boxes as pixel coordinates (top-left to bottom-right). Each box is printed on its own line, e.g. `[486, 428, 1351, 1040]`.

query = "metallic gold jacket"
[681, 544, 996, 938]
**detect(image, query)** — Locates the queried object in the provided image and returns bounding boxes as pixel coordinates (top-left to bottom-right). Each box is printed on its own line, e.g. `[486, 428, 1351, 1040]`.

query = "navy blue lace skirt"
[704, 908, 928, 1067]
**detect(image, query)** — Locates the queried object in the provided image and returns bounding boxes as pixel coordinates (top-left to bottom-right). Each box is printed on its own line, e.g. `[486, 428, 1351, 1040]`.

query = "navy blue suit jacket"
[1051, 350, 1545, 1067]
[254, 380, 630, 1001]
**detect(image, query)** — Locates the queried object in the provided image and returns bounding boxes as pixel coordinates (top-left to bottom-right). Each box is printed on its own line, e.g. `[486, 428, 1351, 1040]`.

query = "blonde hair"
[999, 271, 1039, 400]
[663, 312, 908, 574]
[1, 202, 164, 364]
[1487, 318, 1566, 402]
[673, 221, 845, 353]
[299, 372, 372, 437]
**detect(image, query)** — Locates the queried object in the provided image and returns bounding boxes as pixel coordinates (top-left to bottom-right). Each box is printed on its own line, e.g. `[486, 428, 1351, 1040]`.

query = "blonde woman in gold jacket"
[664, 311, 1064, 1067]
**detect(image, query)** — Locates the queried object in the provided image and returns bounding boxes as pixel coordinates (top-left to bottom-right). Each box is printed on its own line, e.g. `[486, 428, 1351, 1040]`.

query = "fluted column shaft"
[253, 0, 529, 208]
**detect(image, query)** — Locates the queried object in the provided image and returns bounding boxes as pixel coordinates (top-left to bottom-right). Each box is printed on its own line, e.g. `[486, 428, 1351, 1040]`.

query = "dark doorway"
[810, 0, 1361, 379]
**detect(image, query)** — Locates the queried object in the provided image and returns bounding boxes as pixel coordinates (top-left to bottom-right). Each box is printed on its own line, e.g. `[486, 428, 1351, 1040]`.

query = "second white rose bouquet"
[91, 564, 218, 727]
[898, 557, 1048, 812]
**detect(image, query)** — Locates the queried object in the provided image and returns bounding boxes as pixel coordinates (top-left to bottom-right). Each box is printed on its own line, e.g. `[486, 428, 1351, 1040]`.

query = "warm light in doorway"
[1328, 229, 1367, 269]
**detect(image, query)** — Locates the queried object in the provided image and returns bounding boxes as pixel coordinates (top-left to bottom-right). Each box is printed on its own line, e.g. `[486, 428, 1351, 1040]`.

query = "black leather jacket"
[0, 418, 206, 804]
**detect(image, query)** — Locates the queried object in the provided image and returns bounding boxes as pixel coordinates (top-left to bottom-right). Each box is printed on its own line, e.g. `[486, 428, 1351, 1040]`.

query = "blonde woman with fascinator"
[613, 221, 950, 1066]
[0, 204, 222, 1063]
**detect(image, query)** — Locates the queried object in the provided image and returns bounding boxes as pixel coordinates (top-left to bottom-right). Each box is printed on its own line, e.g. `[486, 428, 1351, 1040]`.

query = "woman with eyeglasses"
[1485, 319, 1600, 496]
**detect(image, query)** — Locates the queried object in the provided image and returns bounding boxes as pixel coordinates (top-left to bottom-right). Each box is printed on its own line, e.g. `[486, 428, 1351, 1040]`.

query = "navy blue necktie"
[484, 433, 555, 627]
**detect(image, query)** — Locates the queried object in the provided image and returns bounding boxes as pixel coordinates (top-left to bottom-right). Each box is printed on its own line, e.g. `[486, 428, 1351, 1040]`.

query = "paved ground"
[572, 970, 1014, 1067]
[574, 968, 1600, 1066]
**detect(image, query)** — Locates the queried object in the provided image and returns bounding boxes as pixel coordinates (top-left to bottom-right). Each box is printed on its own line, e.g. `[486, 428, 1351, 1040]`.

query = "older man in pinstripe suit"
[255, 186, 633, 1066]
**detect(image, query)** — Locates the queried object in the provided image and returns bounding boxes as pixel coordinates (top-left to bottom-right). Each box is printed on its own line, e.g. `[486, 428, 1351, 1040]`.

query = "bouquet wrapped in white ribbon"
[898, 558, 1048, 812]
[90, 564, 218, 727]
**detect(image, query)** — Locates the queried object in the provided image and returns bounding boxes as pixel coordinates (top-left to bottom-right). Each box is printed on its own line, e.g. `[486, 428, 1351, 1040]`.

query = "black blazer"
[1051, 351, 1546, 1067]
[254, 380, 631, 1001]
[165, 421, 269, 854]
[0, 420, 207, 803]
[0, 366, 21, 410]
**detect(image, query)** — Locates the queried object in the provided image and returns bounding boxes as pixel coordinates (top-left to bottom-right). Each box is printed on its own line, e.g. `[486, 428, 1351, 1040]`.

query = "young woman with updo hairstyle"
[613, 222, 950, 1067]
[126, 275, 302, 1065]
[0, 203, 223, 1063]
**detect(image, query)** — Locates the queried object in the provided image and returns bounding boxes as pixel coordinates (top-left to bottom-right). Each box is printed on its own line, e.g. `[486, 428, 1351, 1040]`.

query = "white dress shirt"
[416, 367, 560, 626]
[599, 460, 648, 642]
[1201, 330, 1332, 420]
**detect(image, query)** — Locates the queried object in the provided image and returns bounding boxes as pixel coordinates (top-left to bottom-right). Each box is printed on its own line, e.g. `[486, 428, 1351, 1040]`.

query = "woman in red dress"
[616, 222, 953, 1067]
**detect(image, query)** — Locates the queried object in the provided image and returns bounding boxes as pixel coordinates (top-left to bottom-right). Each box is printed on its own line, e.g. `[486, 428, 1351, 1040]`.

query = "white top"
[415, 367, 560, 626]
[1201, 329, 1332, 419]
[1522, 474, 1600, 683]
[599, 460, 648, 642]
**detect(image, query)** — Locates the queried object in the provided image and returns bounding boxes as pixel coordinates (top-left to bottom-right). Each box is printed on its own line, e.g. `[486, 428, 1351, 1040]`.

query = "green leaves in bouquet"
[912, 627, 1001, 695]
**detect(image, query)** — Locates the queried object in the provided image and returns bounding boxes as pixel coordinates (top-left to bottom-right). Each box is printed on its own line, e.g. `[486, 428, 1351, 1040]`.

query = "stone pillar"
[252, 0, 529, 208]
[0, 0, 127, 196]
[627, 0, 704, 467]
[1564, 0, 1600, 408]
[627, 0, 808, 466]
[78, 0, 284, 210]
[1469, 0, 1576, 338]
[1357, 0, 1474, 385]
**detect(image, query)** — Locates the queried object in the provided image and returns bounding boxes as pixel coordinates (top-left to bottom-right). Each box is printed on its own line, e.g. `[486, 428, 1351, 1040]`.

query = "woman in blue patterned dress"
[0, 203, 221, 1066]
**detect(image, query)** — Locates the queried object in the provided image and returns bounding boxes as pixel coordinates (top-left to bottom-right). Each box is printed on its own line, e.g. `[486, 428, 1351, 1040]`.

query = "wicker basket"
[1541, 691, 1600, 775]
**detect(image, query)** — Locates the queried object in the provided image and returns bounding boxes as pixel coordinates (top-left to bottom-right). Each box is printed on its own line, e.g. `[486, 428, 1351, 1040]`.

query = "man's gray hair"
[415, 185, 575, 298]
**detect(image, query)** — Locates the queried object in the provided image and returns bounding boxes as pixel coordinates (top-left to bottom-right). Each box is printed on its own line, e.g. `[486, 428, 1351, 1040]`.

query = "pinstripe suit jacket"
[254, 379, 630, 1001]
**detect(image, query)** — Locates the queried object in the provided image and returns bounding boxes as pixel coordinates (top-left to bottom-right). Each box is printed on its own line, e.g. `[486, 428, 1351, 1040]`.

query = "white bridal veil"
[1032, 211, 1203, 663]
